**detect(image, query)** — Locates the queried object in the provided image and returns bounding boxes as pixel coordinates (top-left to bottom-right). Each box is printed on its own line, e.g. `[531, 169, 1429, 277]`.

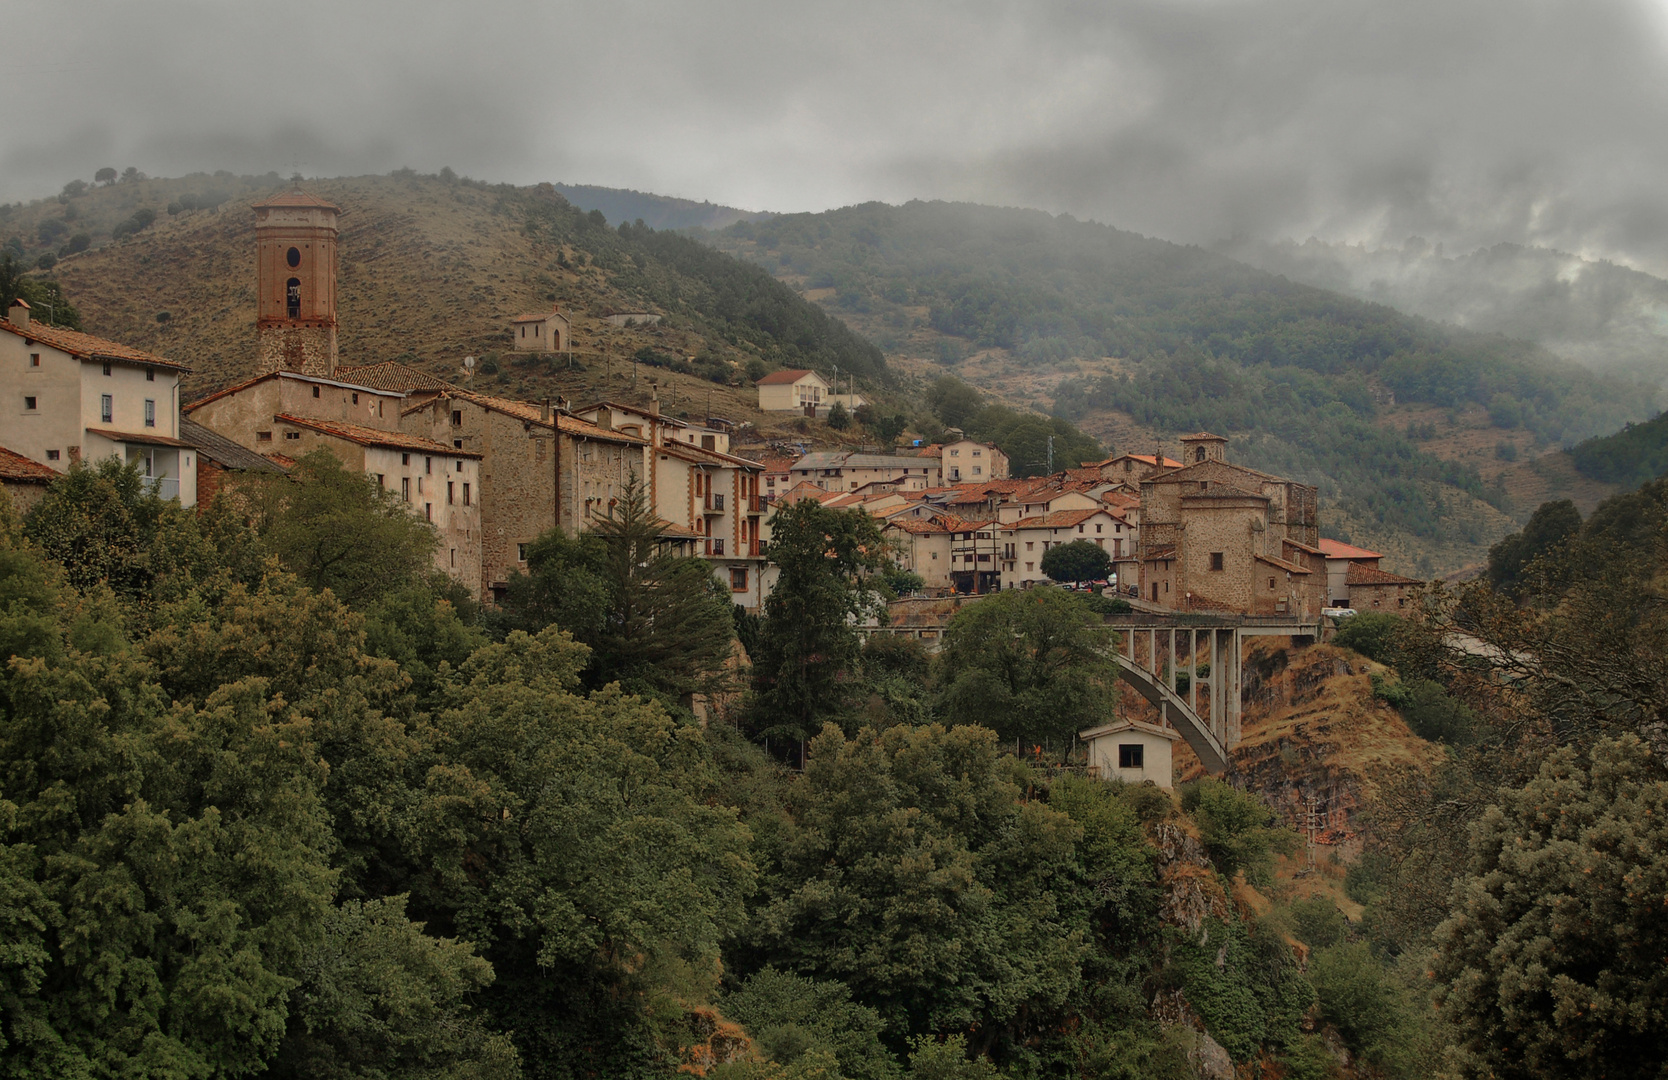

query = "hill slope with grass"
[1, 171, 880, 430]
[701, 200, 1655, 574]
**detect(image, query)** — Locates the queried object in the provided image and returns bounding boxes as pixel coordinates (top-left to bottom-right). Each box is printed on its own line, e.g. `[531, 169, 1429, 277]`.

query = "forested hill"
[703, 200, 1656, 573]
[552, 182, 772, 231]
[1218, 234, 1668, 385]
[0, 171, 881, 410]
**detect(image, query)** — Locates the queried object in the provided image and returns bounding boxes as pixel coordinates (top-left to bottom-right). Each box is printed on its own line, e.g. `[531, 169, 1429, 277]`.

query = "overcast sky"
[10, 0, 1668, 271]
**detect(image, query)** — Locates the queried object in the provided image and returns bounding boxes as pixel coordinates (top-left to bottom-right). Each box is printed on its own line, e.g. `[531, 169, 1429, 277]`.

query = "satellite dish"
[463, 355, 476, 371]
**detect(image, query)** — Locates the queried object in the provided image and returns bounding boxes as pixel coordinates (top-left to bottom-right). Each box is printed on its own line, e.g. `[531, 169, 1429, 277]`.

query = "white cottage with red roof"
[754, 368, 829, 412]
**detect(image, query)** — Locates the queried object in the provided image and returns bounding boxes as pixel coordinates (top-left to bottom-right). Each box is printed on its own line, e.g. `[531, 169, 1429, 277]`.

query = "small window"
[731, 568, 748, 592]
[102, 362, 111, 376]
[45, 449, 60, 461]
[518, 543, 528, 561]
[286, 246, 301, 268]
[456, 459, 464, 471]
[425, 457, 432, 474]
[452, 410, 463, 427]
[284, 430, 300, 441]
[463, 482, 471, 505]
[1268, 577, 1276, 589]
[376, 473, 385, 487]
[145, 367, 155, 382]
[451, 549, 456, 568]
[1118, 744, 1144, 769]
[447, 481, 455, 504]
[401, 453, 410, 466]
[23, 396, 36, 410]
[101, 394, 113, 423]
[402, 478, 410, 501]
[352, 393, 359, 405]
[1210, 552, 1225, 571]
[425, 503, 432, 521]
[257, 431, 273, 443]
[312, 385, 321, 398]
[454, 440, 463, 449]
[144, 399, 155, 428]
[29, 353, 39, 367]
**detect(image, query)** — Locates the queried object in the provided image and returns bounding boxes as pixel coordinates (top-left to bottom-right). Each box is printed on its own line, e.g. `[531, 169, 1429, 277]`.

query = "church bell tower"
[252, 189, 340, 376]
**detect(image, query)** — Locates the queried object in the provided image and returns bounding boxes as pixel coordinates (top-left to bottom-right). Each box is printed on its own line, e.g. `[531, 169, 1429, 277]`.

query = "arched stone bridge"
[862, 600, 1320, 773]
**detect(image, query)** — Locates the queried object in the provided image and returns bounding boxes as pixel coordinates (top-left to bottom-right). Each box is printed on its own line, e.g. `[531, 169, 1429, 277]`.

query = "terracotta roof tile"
[510, 309, 567, 323]
[251, 189, 340, 211]
[336, 361, 456, 392]
[0, 319, 185, 371]
[274, 415, 482, 457]
[1345, 563, 1421, 586]
[1320, 538, 1385, 560]
[754, 368, 821, 386]
[1255, 553, 1312, 574]
[0, 446, 57, 483]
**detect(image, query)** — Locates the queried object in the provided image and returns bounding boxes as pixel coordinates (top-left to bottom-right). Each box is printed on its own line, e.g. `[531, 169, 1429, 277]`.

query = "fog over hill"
[1219, 236, 1668, 387]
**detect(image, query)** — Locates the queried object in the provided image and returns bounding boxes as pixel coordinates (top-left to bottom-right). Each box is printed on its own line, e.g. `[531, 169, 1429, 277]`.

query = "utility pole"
[1046, 435, 1054, 475]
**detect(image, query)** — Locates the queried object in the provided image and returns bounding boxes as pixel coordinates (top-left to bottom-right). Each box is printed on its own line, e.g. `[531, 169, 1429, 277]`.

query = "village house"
[754, 368, 829, 412]
[929, 438, 1011, 483]
[510, 309, 571, 353]
[1317, 538, 1420, 610]
[2, 298, 197, 506]
[393, 386, 645, 600]
[997, 507, 1128, 590]
[178, 416, 286, 507]
[1079, 719, 1178, 789]
[788, 450, 943, 492]
[570, 397, 768, 610]
[1135, 433, 1324, 616]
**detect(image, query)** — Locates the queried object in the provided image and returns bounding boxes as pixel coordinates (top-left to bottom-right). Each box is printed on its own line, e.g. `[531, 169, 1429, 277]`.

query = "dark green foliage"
[749, 501, 886, 743]
[1485, 498, 1581, 592]
[110, 206, 156, 239]
[1286, 897, 1348, 949]
[925, 378, 1101, 478]
[1083, 592, 1133, 614]
[935, 587, 1119, 744]
[1167, 918, 1313, 1063]
[1331, 610, 1405, 665]
[1570, 410, 1668, 486]
[1040, 539, 1111, 584]
[723, 969, 899, 1080]
[1307, 942, 1418, 1072]
[827, 400, 851, 430]
[1377, 677, 1476, 745]
[0, 252, 82, 329]
[743, 723, 1084, 1040]
[1433, 735, 1668, 1080]
[244, 449, 442, 609]
[1179, 780, 1298, 887]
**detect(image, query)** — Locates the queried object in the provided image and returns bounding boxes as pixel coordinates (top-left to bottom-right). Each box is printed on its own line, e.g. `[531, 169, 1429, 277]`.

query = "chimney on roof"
[541, 399, 551, 424]
[8, 298, 29, 329]
[648, 382, 660, 417]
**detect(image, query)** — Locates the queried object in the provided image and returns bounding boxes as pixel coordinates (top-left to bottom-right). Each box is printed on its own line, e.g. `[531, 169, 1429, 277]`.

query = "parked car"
[1322, 607, 1357, 620]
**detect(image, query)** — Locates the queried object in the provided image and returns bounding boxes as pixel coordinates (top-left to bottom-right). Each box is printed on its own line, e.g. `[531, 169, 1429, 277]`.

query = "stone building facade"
[253, 190, 340, 377]
[398, 388, 647, 600]
[1136, 434, 1323, 616]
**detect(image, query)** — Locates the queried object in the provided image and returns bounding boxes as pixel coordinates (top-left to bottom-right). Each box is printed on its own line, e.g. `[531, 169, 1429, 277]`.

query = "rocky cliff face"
[1177, 640, 1444, 856]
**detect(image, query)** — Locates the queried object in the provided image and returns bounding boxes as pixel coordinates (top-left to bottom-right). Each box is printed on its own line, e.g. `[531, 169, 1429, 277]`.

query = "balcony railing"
[706, 538, 726, 556]
[704, 493, 725, 513]
[145, 477, 181, 502]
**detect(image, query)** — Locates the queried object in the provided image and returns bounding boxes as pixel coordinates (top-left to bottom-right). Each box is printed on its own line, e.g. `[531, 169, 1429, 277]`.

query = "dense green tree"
[1178, 779, 1298, 888]
[749, 500, 887, 744]
[1330, 610, 1406, 665]
[723, 969, 899, 1080]
[935, 588, 1118, 744]
[1485, 498, 1581, 593]
[926, 377, 983, 430]
[745, 723, 1083, 1043]
[1039, 539, 1111, 585]
[245, 449, 441, 609]
[1434, 735, 1668, 1080]
[827, 401, 851, 430]
[587, 476, 737, 706]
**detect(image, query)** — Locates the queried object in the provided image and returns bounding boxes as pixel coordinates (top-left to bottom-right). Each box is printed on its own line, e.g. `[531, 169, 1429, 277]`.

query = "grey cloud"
[10, 0, 1668, 272]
